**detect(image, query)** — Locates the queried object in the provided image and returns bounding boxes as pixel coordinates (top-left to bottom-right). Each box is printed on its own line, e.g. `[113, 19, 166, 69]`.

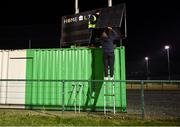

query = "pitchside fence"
[0, 79, 180, 119]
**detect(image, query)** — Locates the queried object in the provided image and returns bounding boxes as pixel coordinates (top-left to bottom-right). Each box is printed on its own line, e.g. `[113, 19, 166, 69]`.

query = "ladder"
[103, 79, 116, 115]
[71, 83, 83, 113]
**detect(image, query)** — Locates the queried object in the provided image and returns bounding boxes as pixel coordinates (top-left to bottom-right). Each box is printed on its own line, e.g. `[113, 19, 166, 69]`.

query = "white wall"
[0, 50, 26, 108]
[0, 50, 9, 104]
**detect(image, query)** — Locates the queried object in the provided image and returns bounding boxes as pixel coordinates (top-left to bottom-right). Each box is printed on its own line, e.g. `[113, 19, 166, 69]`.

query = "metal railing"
[0, 79, 180, 119]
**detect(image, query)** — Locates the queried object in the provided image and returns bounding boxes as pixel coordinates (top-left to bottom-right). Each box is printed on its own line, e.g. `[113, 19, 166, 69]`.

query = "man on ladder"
[100, 26, 119, 115]
[100, 26, 118, 81]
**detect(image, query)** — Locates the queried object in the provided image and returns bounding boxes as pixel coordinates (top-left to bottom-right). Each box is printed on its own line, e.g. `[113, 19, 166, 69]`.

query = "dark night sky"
[0, 0, 180, 79]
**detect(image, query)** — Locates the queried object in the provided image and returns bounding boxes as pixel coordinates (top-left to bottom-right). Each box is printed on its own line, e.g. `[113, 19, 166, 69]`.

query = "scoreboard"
[60, 4, 126, 47]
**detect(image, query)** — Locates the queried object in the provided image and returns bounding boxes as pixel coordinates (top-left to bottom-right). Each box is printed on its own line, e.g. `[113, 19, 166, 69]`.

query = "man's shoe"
[104, 77, 108, 80]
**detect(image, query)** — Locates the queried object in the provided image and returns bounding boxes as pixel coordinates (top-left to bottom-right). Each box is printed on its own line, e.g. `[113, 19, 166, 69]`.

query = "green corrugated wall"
[25, 47, 126, 111]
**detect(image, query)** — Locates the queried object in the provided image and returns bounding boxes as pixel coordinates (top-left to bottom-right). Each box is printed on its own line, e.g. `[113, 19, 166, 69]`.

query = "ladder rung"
[104, 94, 115, 96]
[105, 102, 114, 104]
[105, 109, 114, 111]
[104, 86, 113, 89]
[104, 88, 114, 91]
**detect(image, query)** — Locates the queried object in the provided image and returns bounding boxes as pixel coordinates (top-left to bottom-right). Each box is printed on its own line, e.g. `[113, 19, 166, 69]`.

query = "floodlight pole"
[164, 45, 171, 80]
[29, 39, 31, 49]
[124, 5, 127, 38]
[108, 0, 112, 7]
[145, 57, 149, 80]
[75, 0, 79, 14]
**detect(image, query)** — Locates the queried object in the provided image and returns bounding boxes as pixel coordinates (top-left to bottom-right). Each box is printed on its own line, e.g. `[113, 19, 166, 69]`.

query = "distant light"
[145, 57, 149, 60]
[165, 45, 170, 50]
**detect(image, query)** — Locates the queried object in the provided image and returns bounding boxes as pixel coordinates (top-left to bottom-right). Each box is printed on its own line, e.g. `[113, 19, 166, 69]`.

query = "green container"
[25, 47, 126, 112]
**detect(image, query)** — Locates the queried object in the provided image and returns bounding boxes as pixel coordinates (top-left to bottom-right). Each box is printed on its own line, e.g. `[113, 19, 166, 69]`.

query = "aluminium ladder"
[71, 83, 83, 113]
[103, 79, 116, 115]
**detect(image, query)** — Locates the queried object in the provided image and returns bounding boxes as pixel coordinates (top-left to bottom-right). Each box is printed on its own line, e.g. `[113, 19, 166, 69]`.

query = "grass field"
[0, 109, 179, 126]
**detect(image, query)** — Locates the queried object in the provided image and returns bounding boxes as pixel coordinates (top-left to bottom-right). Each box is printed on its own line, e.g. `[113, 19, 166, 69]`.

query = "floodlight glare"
[145, 57, 149, 60]
[165, 45, 170, 50]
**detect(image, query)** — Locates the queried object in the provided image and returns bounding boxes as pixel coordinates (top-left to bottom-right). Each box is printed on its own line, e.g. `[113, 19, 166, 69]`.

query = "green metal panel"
[26, 47, 126, 111]
[120, 47, 126, 111]
[90, 47, 126, 112]
[114, 47, 126, 111]
[26, 51, 33, 107]
[26, 48, 93, 109]
[90, 48, 104, 110]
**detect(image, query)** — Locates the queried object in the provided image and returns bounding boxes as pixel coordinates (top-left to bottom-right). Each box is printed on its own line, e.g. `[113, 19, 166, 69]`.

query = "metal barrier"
[0, 79, 180, 119]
